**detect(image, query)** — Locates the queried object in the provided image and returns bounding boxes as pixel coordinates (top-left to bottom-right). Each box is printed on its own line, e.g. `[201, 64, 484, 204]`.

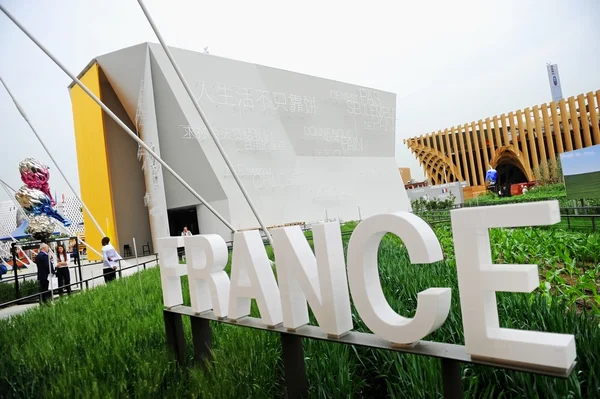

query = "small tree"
[411, 194, 455, 212]
[533, 156, 563, 185]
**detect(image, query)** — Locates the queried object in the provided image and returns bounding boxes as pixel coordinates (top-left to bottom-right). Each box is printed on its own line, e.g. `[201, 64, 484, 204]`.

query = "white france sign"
[157, 200, 576, 370]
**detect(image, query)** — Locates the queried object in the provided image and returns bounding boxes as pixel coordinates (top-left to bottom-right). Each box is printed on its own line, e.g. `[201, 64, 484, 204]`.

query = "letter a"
[228, 231, 282, 327]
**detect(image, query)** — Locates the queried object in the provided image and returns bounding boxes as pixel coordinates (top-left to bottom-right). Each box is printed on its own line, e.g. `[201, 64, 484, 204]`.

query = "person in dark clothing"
[71, 244, 80, 264]
[55, 244, 71, 295]
[35, 243, 55, 303]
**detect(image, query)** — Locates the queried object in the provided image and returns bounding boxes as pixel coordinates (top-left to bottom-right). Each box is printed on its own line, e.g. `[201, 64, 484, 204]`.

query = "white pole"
[0, 250, 12, 269]
[133, 237, 140, 275]
[0, 4, 236, 234]
[132, 237, 143, 296]
[0, 244, 27, 274]
[2, 237, 33, 266]
[0, 76, 106, 237]
[136, 0, 274, 247]
[0, 182, 34, 265]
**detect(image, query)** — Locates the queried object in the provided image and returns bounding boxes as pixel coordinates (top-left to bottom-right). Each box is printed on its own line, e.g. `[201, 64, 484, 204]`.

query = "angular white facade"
[94, 43, 410, 241]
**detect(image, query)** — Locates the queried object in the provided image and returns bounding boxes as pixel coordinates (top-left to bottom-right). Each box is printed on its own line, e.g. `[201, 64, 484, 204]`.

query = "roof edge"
[67, 58, 98, 90]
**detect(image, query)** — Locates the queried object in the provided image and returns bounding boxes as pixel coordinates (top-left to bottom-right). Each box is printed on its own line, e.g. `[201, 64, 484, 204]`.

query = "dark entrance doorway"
[496, 159, 529, 195]
[168, 206, 199, 236]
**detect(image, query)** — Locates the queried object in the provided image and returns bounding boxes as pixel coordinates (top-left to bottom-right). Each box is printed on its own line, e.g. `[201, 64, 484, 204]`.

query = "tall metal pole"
[11, 243, 19, 299]
[136, 0, 274, 247]
[0, 3, 236, 234]
[0, 76, 106, 238]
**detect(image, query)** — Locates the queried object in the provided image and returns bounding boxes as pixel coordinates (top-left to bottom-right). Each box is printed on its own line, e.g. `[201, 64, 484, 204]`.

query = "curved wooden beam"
[412, 146, 464, 182]
[490, 146, 534, 181]
[413, 147, 461, 184]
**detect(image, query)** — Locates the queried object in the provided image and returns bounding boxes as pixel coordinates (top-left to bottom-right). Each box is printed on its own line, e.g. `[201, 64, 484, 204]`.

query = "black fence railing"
[560, 206, 600, 215]
[412, 206, 600, 232]
[0, 253, 159, 286]
[0, 257, 159, 309]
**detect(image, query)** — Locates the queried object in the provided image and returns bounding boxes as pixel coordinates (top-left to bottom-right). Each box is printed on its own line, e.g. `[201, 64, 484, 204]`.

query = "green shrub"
[411, 194, 456, 213]
[0, 279, 39, 304]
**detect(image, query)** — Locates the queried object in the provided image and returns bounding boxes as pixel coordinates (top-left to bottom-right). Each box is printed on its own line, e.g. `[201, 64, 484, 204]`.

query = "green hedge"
[0, 278, 39, 304]
[465, 183, 600, 209]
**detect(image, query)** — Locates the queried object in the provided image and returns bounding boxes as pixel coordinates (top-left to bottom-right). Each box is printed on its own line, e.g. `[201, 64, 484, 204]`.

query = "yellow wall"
[69, 63, 117, 260]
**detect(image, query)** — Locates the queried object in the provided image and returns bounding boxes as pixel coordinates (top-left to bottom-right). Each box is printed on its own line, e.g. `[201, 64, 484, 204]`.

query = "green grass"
[0, 223, 599, 398]
[565, 172, 600, 200]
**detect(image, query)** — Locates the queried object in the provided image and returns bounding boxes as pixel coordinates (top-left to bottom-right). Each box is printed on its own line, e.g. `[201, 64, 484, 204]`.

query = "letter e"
[451, 201, 576, 370]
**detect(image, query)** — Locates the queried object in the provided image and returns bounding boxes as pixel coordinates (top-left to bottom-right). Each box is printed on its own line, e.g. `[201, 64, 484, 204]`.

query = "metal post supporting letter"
[163, 310, 186, 364]
[190, 317, 212, 367]
[280, 333, 309, 399]
[440, 358, 463, 399]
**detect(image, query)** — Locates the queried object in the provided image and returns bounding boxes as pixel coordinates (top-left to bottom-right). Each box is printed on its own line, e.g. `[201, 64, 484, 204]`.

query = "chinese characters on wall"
[223, 165, 302, 190]
[303, 126, 364, 156]
[194, 81, 317, 115]
[330, 88, 396, 132]
[181, 125, 287, 152]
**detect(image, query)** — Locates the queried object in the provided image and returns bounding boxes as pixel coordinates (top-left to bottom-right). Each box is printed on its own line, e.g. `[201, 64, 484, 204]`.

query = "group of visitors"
[34, 242, 71, 302]
[33, 236, 122, 303]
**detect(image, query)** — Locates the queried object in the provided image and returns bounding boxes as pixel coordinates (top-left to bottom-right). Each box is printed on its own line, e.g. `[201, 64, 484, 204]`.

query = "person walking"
[179, 226, 192, 261]
[55, 244, 71, 295]
[101, 237, 122, 283]
[71, 243, 80, 265]
[35, 243, 55, 303]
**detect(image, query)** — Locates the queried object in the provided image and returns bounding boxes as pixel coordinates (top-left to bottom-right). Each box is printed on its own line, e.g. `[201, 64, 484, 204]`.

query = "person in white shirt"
[101, 237, 122, 283]
[181, 226, 192, 236]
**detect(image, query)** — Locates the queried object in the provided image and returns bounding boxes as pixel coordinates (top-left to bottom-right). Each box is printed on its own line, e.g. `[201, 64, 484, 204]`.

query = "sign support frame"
[163, 306, 575, 399]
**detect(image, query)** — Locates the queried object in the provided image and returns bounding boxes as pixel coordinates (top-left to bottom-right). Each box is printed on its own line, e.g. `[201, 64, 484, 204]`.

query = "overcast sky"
[560, 145, 600, 176]
[0, 0, 599, 201]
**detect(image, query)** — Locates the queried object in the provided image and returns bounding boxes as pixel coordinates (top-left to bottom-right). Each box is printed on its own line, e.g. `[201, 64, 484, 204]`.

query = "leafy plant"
[411, 194, 456, 212]
[533, 156, 564, 186]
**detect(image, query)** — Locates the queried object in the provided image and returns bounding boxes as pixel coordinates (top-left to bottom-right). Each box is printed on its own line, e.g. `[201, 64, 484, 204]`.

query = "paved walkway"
[0, 255, 159, 320]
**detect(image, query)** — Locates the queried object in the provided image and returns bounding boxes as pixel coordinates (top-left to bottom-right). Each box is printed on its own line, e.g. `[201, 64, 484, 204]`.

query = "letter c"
[346, 212, 451, 345]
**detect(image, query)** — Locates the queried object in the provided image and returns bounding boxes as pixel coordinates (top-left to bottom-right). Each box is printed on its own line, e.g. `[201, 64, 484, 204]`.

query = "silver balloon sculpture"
[14, 158, 71, 241]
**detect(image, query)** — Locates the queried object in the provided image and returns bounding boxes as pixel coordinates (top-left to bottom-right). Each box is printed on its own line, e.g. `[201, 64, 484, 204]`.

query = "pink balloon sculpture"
[19, 158, 54, 206]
